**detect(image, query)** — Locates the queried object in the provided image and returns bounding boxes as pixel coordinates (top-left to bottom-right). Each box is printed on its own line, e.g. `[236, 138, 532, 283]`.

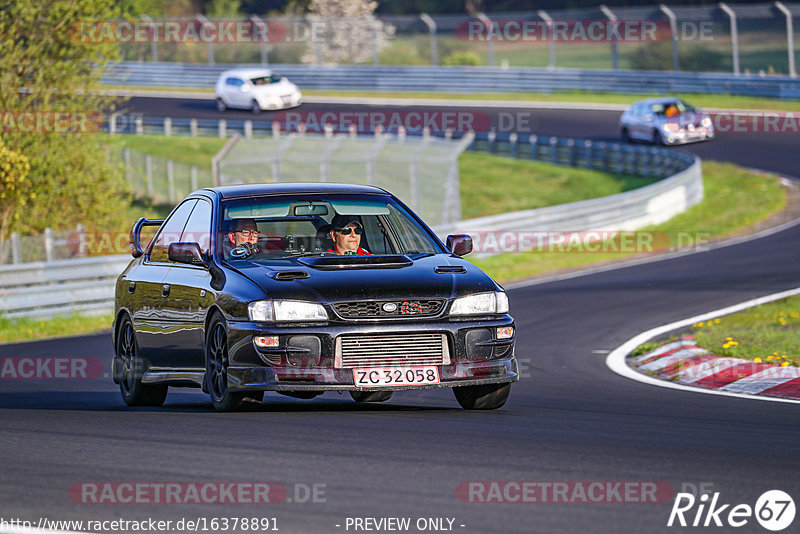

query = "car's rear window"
[218, 194, 444, 262]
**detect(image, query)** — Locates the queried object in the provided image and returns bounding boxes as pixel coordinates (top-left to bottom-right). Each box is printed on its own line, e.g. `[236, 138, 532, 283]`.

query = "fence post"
[135, 115, 143, 136]
[272, 120, 280, 138]
[775, 2, 797, 78]
[191, 166, 198, 190]
[197, 15, 215, 65]
[251, 14, 271, 65]
[550, 136, 559, 165]
[476, 13, 496, 66]
[167, 159, 175, 202]
[509, 132, 518, 158]
[124, 147, 132, 186]
[660, 5, 680, 72]
[76, 223, 87, 257]
[600, 5, 619, 70]
[109, 113, 117, 136]
[142, 15, 158, 62]
[164, 117, 172, 137]
[212, 134, 241, 187]
[219, 119, 227, 139]
[420, 14, 439, 65]
[529, 134, 538, 160]
[244, 120, 253, 140]
[190, 118, 198, 137]
[720, 3, 740, 76]
[584, 139, 593, 169]
[11, 232, 21, 264]
[44, 227, 54, 263]
[488, 128, 496, 154]
[567, 138, 576, 166]
[537, 10, 557, 69]
[145, 154, 154, 197]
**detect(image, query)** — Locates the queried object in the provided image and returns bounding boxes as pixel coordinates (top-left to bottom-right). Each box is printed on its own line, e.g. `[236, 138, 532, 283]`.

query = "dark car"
[112, 183, 518, 411]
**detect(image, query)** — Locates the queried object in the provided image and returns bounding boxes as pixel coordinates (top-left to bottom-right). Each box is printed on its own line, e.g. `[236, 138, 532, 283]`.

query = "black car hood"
[230, 254, 498, 302]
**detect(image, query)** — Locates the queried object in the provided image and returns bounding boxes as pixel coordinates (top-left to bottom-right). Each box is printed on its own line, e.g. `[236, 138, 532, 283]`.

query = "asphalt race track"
[1, 96, 799, 534]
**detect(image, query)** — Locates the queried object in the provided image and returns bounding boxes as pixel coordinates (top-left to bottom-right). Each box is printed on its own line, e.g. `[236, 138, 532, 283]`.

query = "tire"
[205, 312, 262, 411]
[350, 390, 393, 403]
[250, 100, 261, 114]
[215, 97, 227, 112]
[116, 316, 168, 407]
[453, 382, 511, 410]
[621, 127, 631, 143]
[652, 129, 663, 146]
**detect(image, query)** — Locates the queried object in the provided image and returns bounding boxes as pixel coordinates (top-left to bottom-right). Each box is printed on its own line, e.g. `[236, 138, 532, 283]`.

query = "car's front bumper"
[662, 128, 714, 145]
[225, 316, 518, 392]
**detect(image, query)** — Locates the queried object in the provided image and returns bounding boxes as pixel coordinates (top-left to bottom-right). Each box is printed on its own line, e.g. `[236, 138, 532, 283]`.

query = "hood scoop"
[435, 265, 467, 274]
[298, 254, 413, 270]
[270, 270, 310, 281]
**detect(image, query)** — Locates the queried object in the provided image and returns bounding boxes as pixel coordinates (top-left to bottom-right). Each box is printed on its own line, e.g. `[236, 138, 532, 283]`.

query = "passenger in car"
[327, 215, 370, 255]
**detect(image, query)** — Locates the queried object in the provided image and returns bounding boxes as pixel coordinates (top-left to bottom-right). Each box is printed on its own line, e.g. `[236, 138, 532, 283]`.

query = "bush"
[0, 139, 31, 244]
[442, 51, 482, 66]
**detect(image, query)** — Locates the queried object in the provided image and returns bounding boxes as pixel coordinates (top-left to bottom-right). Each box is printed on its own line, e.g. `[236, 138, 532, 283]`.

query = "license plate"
[353, 366, 440, 387]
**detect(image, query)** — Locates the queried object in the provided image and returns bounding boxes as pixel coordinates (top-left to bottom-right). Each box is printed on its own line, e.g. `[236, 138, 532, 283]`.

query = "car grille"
[333, 300, 444, 319]
[335, 333, 450, 369]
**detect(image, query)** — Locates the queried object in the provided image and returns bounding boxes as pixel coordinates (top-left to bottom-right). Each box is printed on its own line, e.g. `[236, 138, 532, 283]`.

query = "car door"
[160, 198, 214, 369]
[224, 77, 246, 108]
[133, 199, 197, 368]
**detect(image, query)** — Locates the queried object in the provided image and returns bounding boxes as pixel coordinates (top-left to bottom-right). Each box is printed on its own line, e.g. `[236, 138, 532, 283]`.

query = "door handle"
[162, 284, 170, 297]
[128, 282, 136, 293]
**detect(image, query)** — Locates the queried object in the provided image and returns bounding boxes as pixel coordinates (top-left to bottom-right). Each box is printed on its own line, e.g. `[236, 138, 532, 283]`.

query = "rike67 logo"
[668, 490, 795, 531]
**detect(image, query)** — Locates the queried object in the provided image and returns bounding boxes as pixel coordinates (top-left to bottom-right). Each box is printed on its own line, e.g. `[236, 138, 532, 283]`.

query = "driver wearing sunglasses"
[327, 215, 370, 256]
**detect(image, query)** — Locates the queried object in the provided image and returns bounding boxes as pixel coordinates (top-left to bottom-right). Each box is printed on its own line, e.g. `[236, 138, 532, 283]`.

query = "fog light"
[496, 327, 514, 340]
[254, 336, 279, 348]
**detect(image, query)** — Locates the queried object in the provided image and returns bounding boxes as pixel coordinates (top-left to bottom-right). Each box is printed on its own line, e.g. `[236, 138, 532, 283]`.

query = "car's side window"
[148, 200, 197, 263]
[180, 199, 213, 256]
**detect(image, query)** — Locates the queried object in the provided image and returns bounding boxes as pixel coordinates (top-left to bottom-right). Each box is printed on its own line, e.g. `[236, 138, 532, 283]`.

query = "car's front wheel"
[350, 391, 393, 403]
[652, 128, 663, 145]
[205, 312, 263, 411]
[250, 100, 261, 114]
[116, 316, 168, 406]
[621, 127, 631, 143]
[215, 97, 227, 112]
[453, 382, 511, 410]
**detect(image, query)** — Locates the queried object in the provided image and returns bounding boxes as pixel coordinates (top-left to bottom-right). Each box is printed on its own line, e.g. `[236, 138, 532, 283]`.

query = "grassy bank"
[470, 161, 787, 283]
[0, 313, 115, 344]
[691, 296, 800, 367]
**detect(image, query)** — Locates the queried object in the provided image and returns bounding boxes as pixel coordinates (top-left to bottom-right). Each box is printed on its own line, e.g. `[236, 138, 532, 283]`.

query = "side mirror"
[168, 242, 207, 266]
[446, 234, 473, 256]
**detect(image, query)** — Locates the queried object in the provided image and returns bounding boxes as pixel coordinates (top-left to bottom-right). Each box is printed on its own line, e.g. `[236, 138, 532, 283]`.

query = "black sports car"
[113, 183, 518, 411]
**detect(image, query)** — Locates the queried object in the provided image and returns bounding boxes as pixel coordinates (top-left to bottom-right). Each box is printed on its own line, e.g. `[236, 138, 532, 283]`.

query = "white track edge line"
[605, 286, 800, 405]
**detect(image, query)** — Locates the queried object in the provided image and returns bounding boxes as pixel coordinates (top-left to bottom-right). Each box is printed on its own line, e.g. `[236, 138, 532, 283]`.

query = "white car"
[214, 68, 302, 113]
[619, 97, 714, 145]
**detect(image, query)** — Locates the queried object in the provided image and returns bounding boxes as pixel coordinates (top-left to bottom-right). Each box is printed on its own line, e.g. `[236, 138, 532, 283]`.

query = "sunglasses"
[237, 229, 258, 237]
[335, 226, 363, 236]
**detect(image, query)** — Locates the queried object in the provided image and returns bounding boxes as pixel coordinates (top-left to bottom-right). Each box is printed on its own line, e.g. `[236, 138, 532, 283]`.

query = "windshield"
[250, 74, 281, 85]
[218, 194, 444, 262]
[651, 99, 695, 117]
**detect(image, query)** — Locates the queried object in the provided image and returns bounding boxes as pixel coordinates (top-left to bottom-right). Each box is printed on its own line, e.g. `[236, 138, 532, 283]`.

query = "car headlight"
[450, 291, 509, 316]
[701, 116, 712, 128]
[248, 300, 327, 322]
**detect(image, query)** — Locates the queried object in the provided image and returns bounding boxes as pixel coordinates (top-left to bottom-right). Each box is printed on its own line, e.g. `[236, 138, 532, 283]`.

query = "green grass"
[690, 296, 800, 367]
[112, 135, 225, 167]
[459, 152, 655, 219]
[0, 313, 115, 344]
[470, 161, 787, 283]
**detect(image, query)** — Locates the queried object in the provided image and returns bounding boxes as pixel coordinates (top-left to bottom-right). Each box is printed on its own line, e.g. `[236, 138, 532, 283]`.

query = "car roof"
[634, 97, 684, 105]
[219, 68, 273, 79]
[201, 182, 388, 199]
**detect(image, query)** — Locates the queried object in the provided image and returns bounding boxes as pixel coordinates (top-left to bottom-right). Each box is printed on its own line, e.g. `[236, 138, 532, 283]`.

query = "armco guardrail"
[104, 62, 800, 99]
[434, 155, 703, 247]
[0, 137, 699, 318]
[0, 255, 130, 318]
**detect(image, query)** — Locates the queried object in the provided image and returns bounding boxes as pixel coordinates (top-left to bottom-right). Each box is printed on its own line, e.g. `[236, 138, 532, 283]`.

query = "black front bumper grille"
[333, 300, 445, 319]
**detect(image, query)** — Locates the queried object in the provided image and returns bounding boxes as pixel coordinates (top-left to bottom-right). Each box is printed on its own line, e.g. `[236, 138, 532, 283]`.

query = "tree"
[0, 139, 32, 256]
[0, 0, 130, 237]
[301, 0, 394, 65]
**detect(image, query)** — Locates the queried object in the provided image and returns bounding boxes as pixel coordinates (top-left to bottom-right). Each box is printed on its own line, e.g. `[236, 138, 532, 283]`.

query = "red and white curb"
[631, 336, 800, 400]
[606, 286, 800, 405]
